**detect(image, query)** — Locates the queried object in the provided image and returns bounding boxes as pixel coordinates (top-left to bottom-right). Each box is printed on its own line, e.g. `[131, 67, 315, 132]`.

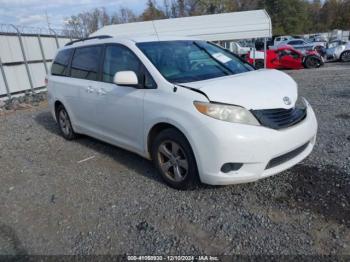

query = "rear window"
[70, 46, 102, 81]
[51, 49, 73, 76]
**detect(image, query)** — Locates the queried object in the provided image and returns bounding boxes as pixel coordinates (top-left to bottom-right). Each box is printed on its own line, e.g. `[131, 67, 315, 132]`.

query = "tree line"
[64, 0, 350, 38]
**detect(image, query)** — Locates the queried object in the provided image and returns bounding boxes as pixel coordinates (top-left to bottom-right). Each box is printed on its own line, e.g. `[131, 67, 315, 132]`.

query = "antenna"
[151, 21, 159, 40]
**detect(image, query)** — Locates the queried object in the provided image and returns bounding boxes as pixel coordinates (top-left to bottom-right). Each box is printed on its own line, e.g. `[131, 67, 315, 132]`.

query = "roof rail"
[65, 35, 112, 46]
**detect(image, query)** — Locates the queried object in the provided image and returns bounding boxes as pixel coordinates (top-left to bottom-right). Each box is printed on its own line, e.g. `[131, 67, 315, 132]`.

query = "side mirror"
[113, 71, 139, 86]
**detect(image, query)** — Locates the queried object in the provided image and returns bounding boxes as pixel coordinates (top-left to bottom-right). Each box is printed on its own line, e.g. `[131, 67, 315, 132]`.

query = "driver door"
[94, 44, 147, 153]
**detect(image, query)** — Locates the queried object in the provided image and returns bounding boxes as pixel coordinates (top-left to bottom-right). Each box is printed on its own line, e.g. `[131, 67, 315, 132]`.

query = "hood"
[184, 69, 298, 110]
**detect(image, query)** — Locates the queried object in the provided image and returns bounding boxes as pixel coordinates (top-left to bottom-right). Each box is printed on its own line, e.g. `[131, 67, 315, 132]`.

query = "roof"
[91, 10, 272, 41]
[60, 35, 200, 49]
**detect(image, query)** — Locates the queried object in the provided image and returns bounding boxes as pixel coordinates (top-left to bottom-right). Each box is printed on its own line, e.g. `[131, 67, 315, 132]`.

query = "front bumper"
[191, 103, 318, 185]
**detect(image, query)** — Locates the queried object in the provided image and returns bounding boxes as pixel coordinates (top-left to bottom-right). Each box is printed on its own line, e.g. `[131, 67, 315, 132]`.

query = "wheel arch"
[54, 100, 65, 121]
[53, 100, 76, 129]
[146, 121, 195, 161]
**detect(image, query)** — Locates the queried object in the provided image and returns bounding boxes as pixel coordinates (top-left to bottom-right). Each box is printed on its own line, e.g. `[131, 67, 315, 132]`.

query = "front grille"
[251, 107, 306, 130]
[266, 142, 309, 169]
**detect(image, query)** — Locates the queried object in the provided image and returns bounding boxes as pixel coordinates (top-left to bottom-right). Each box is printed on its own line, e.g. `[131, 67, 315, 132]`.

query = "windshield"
[136, 40, 253, 83]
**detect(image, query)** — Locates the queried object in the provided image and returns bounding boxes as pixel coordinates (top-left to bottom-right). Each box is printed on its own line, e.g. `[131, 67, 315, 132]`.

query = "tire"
[56, 105, 77, 140]
[304, 56, 322, 69]
[340, 51, 350, 62]
[151, 128, 199, 190]
[255, 60, 265, 69]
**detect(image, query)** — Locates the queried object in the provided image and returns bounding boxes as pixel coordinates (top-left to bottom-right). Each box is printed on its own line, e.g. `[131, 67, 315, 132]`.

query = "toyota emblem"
[283, 97, 292, 105]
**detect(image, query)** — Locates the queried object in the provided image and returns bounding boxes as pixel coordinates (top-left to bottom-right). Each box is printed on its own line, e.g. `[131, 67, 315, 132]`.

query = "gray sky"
[0, 0, 148, 29]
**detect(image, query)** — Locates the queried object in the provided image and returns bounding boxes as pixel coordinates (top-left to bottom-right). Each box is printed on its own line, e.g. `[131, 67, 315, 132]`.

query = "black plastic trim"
[174, 83, 210, 101]
[65, 35, 112, 46]
[251, 107, 307, 130]
[266, 142, 309, 169]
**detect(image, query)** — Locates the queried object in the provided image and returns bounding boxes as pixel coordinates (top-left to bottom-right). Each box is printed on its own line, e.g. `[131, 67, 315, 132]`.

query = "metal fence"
[0, 24, 77, 99]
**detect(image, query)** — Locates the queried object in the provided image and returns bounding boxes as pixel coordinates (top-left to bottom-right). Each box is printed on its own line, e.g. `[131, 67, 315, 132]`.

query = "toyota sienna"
[47, 36, 318, 189]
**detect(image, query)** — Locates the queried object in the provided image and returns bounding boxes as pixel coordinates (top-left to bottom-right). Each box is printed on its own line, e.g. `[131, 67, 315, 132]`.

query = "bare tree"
[163, 0, 171, 17]
[111, 7, 138, 24]
[64, 7, 112, 37]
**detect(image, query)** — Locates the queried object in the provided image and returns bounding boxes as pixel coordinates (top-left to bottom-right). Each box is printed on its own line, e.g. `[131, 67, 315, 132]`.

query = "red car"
[246, 45, 324, 70]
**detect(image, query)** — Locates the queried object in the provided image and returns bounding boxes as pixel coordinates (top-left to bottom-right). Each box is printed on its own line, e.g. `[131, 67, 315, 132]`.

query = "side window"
[70, 46, 102, 81]
[144, 70, 157, 89]
[51, 49, 73, 76]
[102, 45, 156, 88]
[102, 45, 142, 83]
[289, 40, 303, 45]
[297, 41, 304, 45]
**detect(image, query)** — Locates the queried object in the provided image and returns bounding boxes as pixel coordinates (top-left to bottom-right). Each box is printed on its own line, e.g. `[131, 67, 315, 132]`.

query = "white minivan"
[48, 35, 318, 189]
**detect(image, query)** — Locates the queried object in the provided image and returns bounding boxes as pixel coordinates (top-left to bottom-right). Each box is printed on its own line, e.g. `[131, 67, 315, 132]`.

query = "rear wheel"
[151, 128, 198, 189]
[56, 105, 77, 140]
[340, 51, 350, 62]
[304, 56, 322, 69]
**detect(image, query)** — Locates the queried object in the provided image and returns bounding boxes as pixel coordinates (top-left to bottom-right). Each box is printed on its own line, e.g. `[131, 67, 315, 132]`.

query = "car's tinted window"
[102, 45, 156, 88]
[51, 49, 73, 76]
[70, 46, 102, 81]
[103, 45, 141, 83]
[288, 40, 304, 45]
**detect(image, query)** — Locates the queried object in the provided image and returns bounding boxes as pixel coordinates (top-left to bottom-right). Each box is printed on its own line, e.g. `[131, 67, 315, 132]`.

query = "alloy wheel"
[157, 140, 189, 182]
[306, 57, 319, 68]
[58, 109, 72, 136]
[341, 51, 350, 62]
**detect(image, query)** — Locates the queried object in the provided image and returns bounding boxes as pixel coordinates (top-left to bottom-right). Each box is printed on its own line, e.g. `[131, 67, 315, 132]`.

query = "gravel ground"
[0, 63, 349, 256]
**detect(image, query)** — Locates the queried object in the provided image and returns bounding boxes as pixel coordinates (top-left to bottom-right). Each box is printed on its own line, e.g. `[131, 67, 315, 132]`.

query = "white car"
[278, 39, 325, 51]
[273, 36, 294, 46]
[326, 40, 350, 62]
[47, 36, 318, 189]
[229, 42, 252, 57]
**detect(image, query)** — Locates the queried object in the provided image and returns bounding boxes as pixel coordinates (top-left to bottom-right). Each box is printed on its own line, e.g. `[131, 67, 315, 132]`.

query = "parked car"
[229, 42, 252, 57]
[269, 35, 304, 49]
[247, 45, 324, 70]
[308, 34, 328, 43]
[325, 40, 350, 62]
[273, 35, 295, 47]
[278, 39, 326, 52]
[48, 36, 318, 189]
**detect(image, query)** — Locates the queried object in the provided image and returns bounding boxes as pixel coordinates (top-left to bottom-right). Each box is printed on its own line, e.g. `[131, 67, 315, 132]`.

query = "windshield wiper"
[193, 41, 235, 75]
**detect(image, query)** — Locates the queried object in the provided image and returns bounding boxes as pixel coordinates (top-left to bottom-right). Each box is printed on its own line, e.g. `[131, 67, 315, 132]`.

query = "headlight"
[194, 101, 260, 125]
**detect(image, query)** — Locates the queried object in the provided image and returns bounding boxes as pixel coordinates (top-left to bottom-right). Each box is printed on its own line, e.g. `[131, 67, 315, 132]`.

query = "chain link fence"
[0, 24, 79, 99]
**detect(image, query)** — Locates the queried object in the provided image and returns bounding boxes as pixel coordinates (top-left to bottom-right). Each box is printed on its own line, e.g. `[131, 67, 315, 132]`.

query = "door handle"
[97, 88, 106, 96]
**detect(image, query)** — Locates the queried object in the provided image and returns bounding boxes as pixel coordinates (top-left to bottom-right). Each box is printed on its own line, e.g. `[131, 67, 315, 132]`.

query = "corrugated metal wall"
[0, 26, 74, 98]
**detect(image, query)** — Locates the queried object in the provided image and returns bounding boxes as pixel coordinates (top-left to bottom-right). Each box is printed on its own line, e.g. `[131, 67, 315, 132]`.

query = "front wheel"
[340, 51, 350, 62]
[151, 128, 199, 190]
[304, 56, 322, 69]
